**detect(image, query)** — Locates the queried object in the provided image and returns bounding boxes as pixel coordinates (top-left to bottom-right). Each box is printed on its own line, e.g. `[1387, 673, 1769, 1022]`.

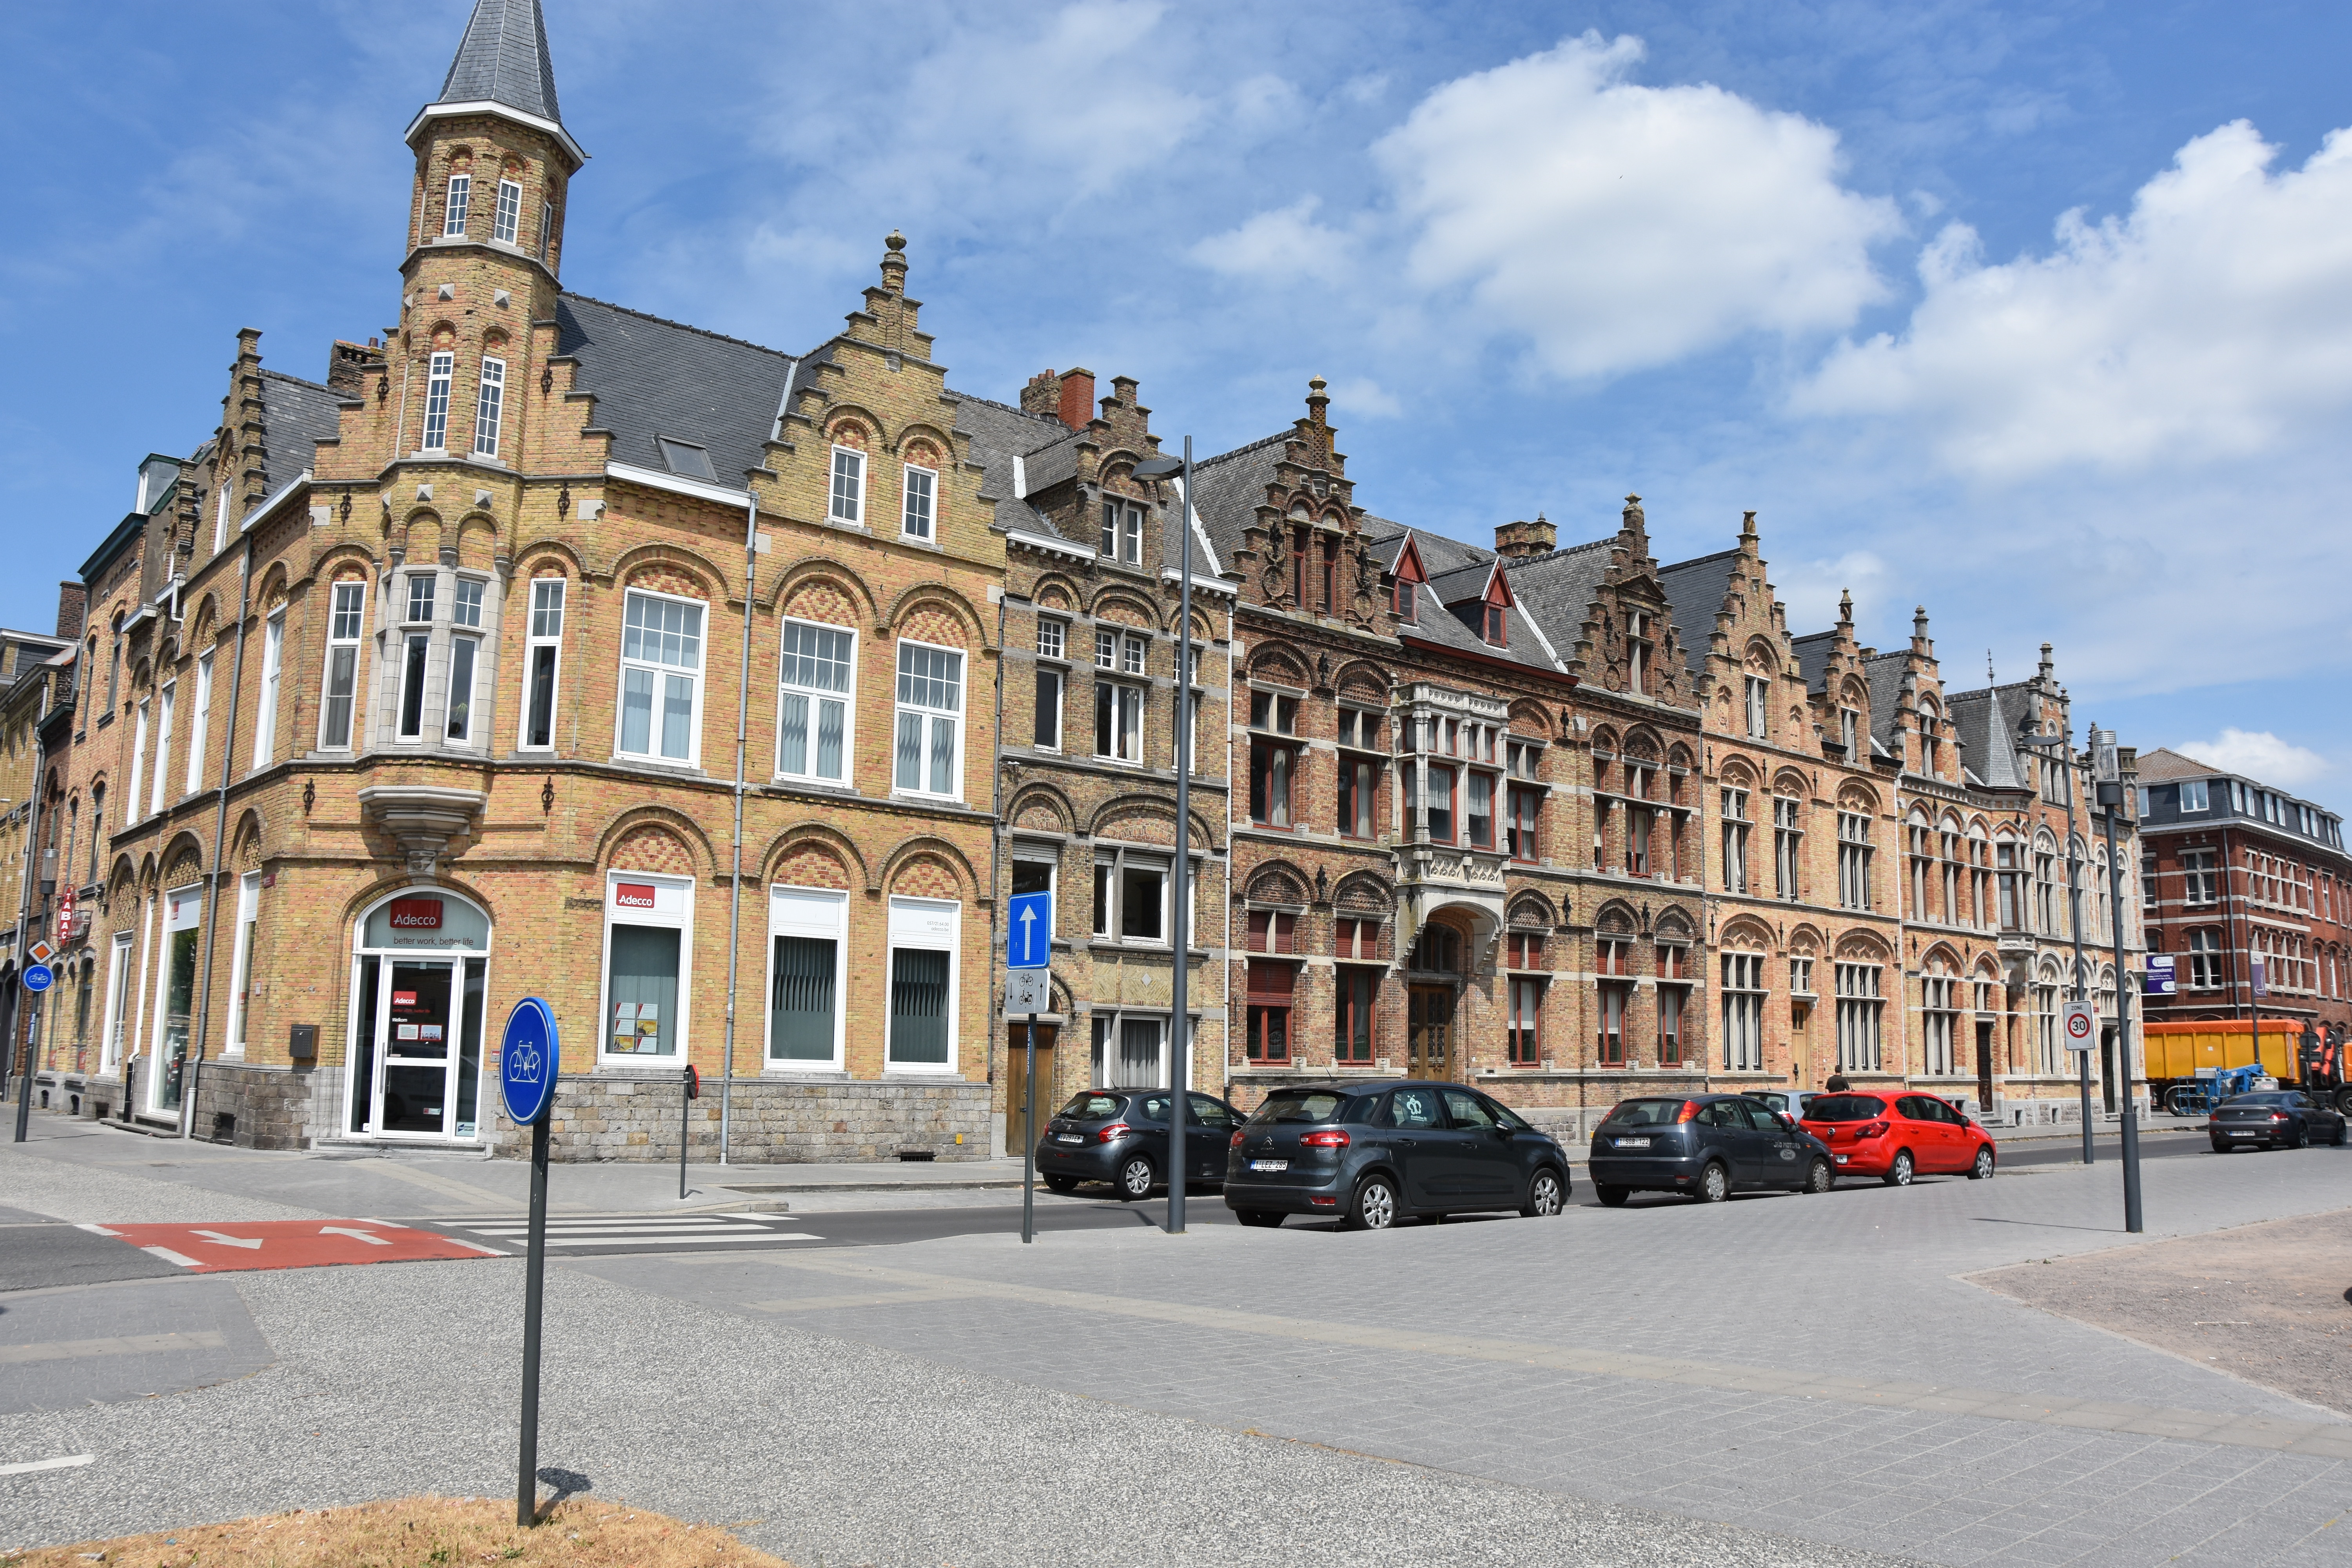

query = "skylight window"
[657, 438, 717, 481]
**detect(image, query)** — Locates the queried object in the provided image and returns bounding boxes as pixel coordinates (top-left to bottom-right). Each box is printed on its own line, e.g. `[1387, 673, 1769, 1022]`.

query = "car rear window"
[1249, 1090, 1350, 1125]
[1058, 1093, 1124, 1120]
[1804, 1095, 1887, 1122]
[1604, 1098, 1688, 1127]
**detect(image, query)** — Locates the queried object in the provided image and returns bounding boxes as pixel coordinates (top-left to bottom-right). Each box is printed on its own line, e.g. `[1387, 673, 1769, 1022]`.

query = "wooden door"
[1408, 986, 1454, 1080]
[1004, 1023, 1059, 1153]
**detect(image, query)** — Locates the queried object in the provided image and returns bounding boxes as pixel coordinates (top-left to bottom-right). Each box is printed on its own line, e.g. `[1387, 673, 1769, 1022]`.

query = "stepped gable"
[554, 294, 798, 487]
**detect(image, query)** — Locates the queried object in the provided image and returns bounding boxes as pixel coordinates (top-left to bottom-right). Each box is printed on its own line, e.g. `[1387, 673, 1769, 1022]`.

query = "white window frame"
[493, 177, 522, 245]
[766, 885, 848, 1071]
[1091, 1010, 1168, 1089]
[1093, 848, 1170, 948]
[151, 679, 176, 815]
[1034, 665, 1063, 752]
[1099, 499, 1143, 565]
[885, 894, 961, 1073]
[901, 463, 936, 541]
[519, 578, 564, 751]
[2179, 779, 2209, 813]
[421, 351, 455, 452]
[250, 609, 284, 771]
[212, 486, 230, 555]
[100, 929, 134, 1074]
[184, 650, 213, 795]
[445, 631, 481, 743]
[775, 617, 856, 785]
[473, 356, 506, 457]
[443, 172, 470, 237]
[615, 586, 707, 768]
[1096, 671, 1144, 764]
[1721, 952, 1764, 1071]
[1744, 676, 1768, 740]
[128, 697, 149, 820]
[892, 638, 964, 800]
[829, 446, 866, 526]
[597, 870, 695, 1065]
[320, 581, 365, 750]
[224, 871, 261, 1058]
[1836, 962, 1884, 1072]
[539, 200, 555, 261]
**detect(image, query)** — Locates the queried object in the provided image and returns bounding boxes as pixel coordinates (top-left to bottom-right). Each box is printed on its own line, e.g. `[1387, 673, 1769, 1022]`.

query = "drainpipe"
[9, 730, 46, 1140]
[182, 532, 253, 1138]
[720, 491, 758, 1164]
[986, 577, 1008, 1129]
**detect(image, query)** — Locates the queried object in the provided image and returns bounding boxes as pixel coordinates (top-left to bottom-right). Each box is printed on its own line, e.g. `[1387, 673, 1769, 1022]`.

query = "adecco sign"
[613, 883, 658, 911]
[387, 897, 444, 930]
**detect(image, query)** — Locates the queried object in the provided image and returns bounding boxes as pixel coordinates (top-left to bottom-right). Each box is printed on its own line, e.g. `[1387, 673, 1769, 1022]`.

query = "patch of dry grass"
[0, 1495, 790, 1568]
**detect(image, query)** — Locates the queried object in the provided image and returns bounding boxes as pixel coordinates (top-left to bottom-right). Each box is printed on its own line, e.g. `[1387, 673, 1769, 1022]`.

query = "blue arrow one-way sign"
[1007, 891, 1052, 968]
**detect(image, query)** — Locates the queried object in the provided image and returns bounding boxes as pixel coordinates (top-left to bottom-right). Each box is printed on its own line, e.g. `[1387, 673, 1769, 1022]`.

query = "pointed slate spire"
[436, 0, 563, 126]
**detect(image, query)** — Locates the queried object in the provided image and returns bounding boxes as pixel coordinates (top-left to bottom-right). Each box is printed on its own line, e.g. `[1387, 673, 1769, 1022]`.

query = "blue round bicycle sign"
[499, 996, 559, 1127]
[22, 963, 53, 993]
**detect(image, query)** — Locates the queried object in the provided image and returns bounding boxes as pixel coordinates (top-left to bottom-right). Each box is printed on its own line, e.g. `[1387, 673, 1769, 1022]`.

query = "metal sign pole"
[517, 1111, 549, 1527]
[1166, 434, 1193, 1238]
[1022, 1015, 1037, 1244]
[2092, 731, 2142, 1233]
[679, 1064, 695, 1202]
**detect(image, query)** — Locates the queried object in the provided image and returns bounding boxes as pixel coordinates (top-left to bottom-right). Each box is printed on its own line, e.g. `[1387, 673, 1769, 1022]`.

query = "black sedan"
[1221, 1081, 1572, 1230]
[1587, 1094, 1834, 1205]
[2209, 1091, 2349, 1152]
[1036, 1089, 1243, 1198]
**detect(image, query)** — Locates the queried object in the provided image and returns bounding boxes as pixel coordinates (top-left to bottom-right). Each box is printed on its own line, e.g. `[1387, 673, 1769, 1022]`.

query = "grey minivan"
[1222, 1081, 1572, 1229]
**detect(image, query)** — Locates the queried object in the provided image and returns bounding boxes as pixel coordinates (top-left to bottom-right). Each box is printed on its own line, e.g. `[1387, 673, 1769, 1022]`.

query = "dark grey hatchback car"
[1035, 1089, 1243, 1198]
[1221, 1081, 1572, 1230]
[1587, 1094, 1834, 1205]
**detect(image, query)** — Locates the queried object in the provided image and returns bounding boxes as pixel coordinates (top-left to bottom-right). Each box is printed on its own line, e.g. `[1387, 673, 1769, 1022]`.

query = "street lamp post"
[2091, 729, 2144, 1233]
[2019, 725, 2094, 1165]
[1134, 442, 1194, 1237]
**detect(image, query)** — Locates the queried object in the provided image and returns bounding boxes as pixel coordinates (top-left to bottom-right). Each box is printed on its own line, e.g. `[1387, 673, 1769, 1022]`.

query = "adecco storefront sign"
[361, 895, 491, 952]
[387, 897, 444, 930]
[614, 883, 658, 911]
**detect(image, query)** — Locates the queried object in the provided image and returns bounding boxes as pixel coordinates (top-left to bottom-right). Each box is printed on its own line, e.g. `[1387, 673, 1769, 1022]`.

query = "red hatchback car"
[1798, 1092, 1997, 1185]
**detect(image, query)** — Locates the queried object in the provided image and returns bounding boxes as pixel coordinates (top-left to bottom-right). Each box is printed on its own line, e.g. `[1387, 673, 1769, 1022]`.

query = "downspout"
[8, 729, 45, 1138]
[182, 532, 254, 1138]
[720, 490, 757, 1164]
[987, 575, 1008, 1128]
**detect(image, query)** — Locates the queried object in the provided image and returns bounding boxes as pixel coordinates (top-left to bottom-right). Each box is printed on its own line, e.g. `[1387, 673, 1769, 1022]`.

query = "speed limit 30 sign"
[2063, 1000, 2097, 1051]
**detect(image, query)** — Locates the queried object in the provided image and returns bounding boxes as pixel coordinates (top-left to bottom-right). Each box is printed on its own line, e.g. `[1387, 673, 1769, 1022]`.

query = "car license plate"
[1055, 1134, 1084, 1144]
[1249, 1159, 1289, 1172]
[1616, 1136, 1651, 1149]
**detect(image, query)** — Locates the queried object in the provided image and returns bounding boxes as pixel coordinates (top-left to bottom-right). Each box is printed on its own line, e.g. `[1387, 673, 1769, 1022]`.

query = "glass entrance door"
[1408, 986, 1454, 1080]
[354, 956, 486, 1140]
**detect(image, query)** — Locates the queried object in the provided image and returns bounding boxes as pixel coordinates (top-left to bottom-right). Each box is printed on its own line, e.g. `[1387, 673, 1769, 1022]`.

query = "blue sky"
[4, 1, 2348, 800]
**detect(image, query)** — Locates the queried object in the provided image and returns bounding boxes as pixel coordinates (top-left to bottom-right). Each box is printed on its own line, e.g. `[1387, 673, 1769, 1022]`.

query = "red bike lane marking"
[79, 1220, 505, 1274]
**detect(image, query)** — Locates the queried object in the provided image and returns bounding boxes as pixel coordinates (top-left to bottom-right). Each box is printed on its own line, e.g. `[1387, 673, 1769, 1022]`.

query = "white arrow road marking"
[320, 1226, 392, 1245]
[190, 1229, 265, 1250]
[0, 1454, 94, 1476]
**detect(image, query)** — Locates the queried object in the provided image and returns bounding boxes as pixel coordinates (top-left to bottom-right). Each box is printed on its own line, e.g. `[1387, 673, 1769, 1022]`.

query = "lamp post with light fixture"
[2018, 724, 2095, 1165]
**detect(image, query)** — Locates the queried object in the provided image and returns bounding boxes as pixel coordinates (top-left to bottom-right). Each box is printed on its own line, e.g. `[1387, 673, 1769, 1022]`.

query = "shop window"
[768, 887, 846, 1067]
[603, 875, 691, 1058]
[886, 896, 958, 1069]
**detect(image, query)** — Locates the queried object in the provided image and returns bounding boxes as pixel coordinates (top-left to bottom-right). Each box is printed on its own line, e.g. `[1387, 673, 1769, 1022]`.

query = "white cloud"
[1796, 121, 2352, 478]
[1191, 197, 1354, 283]
[1769, 548, 1889, 636]
[1372, 33, 1902, 378]
[1328, 376, 1402, 418]
[2174, 728, 2331, 788]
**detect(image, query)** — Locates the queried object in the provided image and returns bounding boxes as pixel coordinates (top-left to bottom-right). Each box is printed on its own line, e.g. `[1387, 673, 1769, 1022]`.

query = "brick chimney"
[328, 339, 386, 399]
[54, 582, 86, 640]
[1494, 514, 1557, 561]
[1019, 368, 1096, 429]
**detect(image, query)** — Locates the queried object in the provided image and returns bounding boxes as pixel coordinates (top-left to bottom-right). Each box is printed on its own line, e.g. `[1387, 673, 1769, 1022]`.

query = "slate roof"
[246, 370, 344, 517]
[556, 294, 797, 488]
[1189, 431, 1290, 565]
[1863, 651, 1910, 753]
[1945, 682, 2036, 791]
[1789, 630, 1837, 694]
[945, 390, 1067, 538]
[1655, 549, 1739, 677]
[2134, 746, 2219, 783]
[437, 0, 563, 125]
[1424, 561, 1496, 606]
[1501, 537, 1617, 667]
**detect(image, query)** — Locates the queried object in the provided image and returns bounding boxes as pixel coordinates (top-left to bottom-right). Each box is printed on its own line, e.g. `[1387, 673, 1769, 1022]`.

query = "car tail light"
[1096, 1122, 1132, 1143]
[1301, 1129, 1351, 1150]
[1676, 1100, 1701, 1123]
[1230, 1130, 1246, 1149]
[1858, 1120, 1889, 1140]
[1309, 1196, 1339, 1207]
[2270, 1112, 2290, 1122]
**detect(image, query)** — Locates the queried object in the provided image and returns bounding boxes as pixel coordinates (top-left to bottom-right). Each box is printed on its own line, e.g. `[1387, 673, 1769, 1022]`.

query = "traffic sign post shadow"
[1007, 891, 1051, 1244]
[499, 997, 558, 1527]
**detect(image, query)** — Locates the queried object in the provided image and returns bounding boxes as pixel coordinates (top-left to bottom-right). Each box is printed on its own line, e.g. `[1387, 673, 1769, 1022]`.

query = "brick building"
[2134, 747, 2349, 1050]
[0, 599, 80, 1102]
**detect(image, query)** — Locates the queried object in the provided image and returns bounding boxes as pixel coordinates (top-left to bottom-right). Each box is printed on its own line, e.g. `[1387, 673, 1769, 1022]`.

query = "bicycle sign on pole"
[499, 997, 559, 1528]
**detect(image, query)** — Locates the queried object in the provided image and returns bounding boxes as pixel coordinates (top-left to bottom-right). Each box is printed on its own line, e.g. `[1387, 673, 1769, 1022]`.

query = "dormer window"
[1099, 499, 1142, 565]
[444, 174, 470, 237]
[657, 438, 716, 481]
[1395, 579, 1416, 622]
[494, 179, 523, 245]
[1485, 605, 1506, 646]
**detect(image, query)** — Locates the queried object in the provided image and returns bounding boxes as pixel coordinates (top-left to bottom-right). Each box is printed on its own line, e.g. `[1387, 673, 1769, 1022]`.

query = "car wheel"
[1345, 1174, 1399, 1231]
[2290, 1123, 2308, 1150]
[1520, 1168, 1567, 1218]
[1696, 1161, 1731, 1203]
[1234, 1210, 1285, 1229]
[1802, 1157, 1833, 1194]
[1115, 1154, 1157, 1201]
[1884, 1149, 1916, 1187]
[1043, 1174, 1079, 1194]
[1596, 1184, 1630, 1207]
[2210, 1139, 2229, 1153]
[2333, 1120, 2348, 1148]
[1968, 1145, 1995, 1181]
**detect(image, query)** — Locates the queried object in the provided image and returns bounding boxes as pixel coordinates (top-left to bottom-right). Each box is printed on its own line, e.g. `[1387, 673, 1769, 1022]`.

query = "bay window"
[618, 589, 705, 765]
[893, 641, 963, 797]
[777, 619, 854, 784]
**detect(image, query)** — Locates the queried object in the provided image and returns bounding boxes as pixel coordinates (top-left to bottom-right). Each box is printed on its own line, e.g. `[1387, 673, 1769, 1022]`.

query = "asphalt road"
[0, 1221, 185, 1293]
